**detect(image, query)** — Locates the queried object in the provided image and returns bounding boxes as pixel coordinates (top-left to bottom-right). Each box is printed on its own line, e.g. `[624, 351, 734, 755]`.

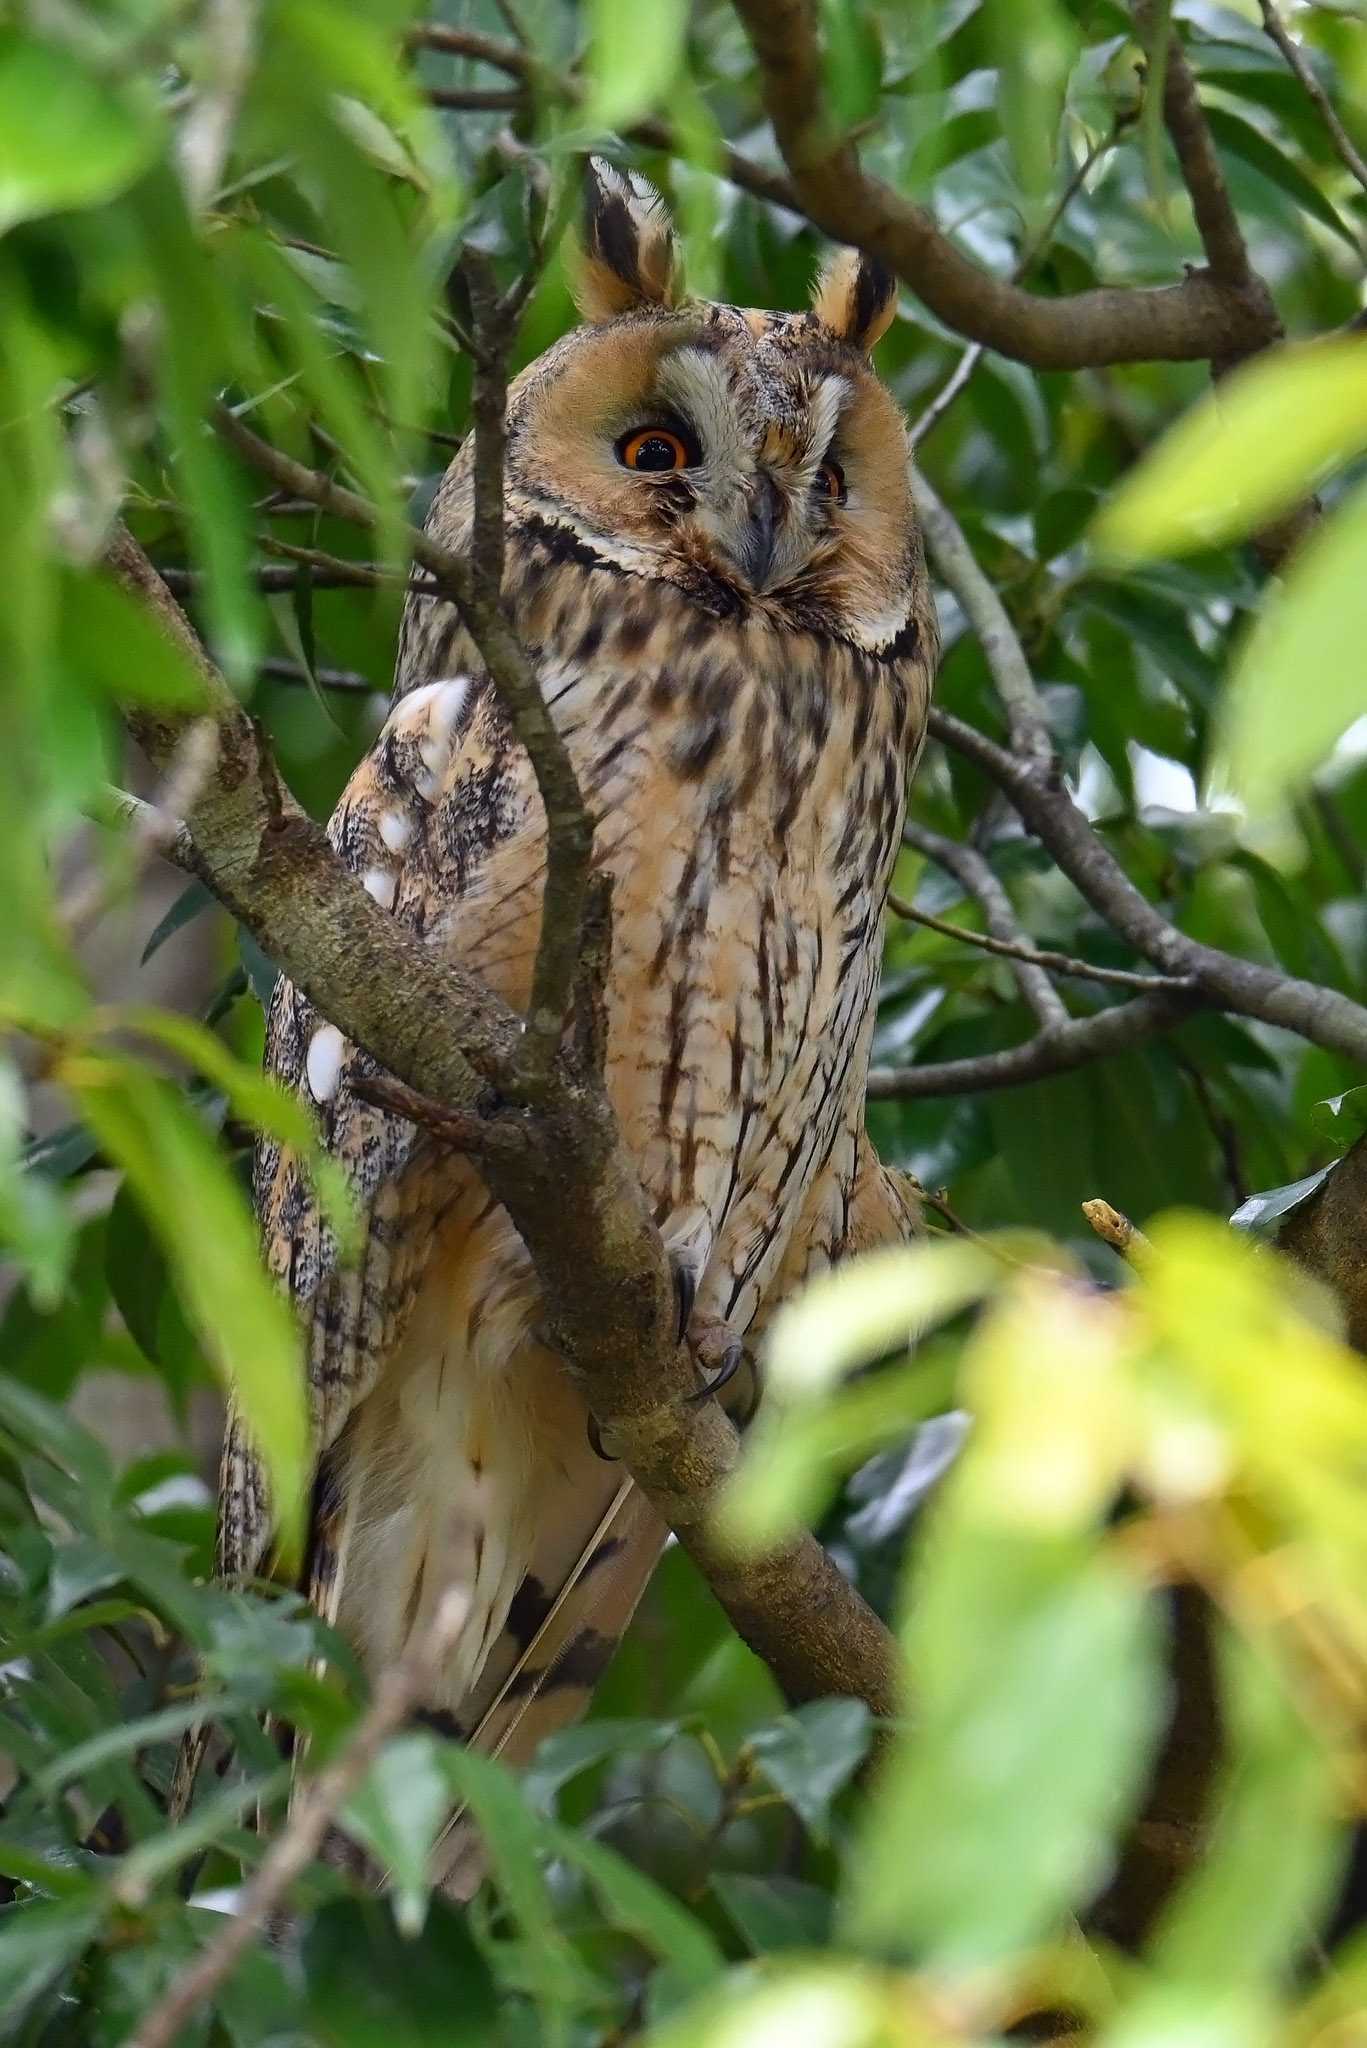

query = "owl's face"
[502, 164, 918, 654]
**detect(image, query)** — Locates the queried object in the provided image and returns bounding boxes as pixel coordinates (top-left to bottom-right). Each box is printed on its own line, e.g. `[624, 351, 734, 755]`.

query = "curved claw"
[688, 1334, 745, 1406]
[672, 1260, 697, 1344]
[585, 1410, 617, 1462]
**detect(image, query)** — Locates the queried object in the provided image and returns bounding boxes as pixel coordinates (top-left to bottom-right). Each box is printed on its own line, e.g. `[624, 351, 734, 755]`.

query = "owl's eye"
[814, 459, 846, 503]
[617, 427, 695, 473]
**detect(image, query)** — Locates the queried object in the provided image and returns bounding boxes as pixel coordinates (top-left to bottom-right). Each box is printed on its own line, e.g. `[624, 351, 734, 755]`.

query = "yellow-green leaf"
[584, 0, 689, 130]
[0, 31, 161, 235]
[67, 1057, 307, 1563]
[1091, 339, 1367, 560]
[1214, 475, 1367, 816]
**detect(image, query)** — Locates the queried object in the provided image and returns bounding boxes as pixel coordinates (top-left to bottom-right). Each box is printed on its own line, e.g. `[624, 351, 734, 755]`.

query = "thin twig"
[899, 821, 1067, 1029]
[406, 24, 530, 77]
[889, 886, 1198, 996]
[65, 724, 218, 938]
[123, 1588, 471, 2048]
[1136, 0, 1262, 293]
[258, 658, 376, 693]
[1259, 0, 1367, 201]
[177, 0, 259, 212]
[912, 116, 1131, 447]
[1082, 1198, 1152, 1262]
[914, 470, 1052, 766]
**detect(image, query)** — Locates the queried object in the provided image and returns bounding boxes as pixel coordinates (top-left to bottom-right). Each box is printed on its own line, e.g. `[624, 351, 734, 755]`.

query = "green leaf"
[820, 0, 885, 128]
[1154, 1627, 1343, 1989]
[1216, 476, 1367, 817]
[0, 1061, 73, 1309]
[584, 0, 689, 129]
[1204, 105, 1358, 253]
[986, 0, 1079, 205]
[1310, 1085, 1367, 1151]
[117, 1005, 357, 1258]
[0, 32, 160, 234]
[1090, 339, 1367, 560]
[522, 1717, 682, 1814]
[843, 1535, 1162, 1964]
[343, 1733, 450, 1936]
[60, 571, 210, 712]
[141, 880, 215, 966]
[68, 1058, 308, 1564]
[541, 1821, 725, 1992]
[748, 1700, 873, 1843]
[301, 1897, 498, 2048]
[0, 1897, 103, 2033]
[710, 1872, 833, 1955]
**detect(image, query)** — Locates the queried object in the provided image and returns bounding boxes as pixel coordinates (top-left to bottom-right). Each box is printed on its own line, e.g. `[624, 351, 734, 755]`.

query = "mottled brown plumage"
[219, 162, 936, 1856]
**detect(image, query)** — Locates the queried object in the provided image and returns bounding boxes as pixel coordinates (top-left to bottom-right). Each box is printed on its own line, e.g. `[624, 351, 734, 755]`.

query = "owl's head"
[502, 160, 918, 652]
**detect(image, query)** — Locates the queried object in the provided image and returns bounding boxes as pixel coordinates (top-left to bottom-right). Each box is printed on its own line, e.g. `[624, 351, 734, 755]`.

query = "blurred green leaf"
[68, 1058, 307, 1564]
[0, 32, 160, 235]
[710, 1872, 833, 1954]
[343, 1733, 450, 1936]
[1216, 477, 1367, 817]
[584, 0, 689, 129]
[302, 1897, 498, 2048]
[1091, 340, 1367, 560]
[1310, 1085, 1367, 1150]
[1203, 106, 1358, 253]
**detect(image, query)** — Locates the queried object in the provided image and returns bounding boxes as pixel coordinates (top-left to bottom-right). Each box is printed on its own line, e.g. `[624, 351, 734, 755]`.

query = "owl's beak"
[738, 473, 784, 593]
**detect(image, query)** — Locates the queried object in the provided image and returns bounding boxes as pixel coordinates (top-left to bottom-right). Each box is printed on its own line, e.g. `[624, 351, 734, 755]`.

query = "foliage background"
[2, 0, 1367, 2042]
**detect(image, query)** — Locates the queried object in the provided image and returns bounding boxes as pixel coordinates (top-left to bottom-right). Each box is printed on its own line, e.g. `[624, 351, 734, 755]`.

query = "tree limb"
[928, 706, 1367, 1064]
[899, 822, 1067, 1029]
[1259, 0, 1367, 203]
[867, 987, 1200, 1100]
[726, 0, 1274, 369]
[108, 519, 901, 1732]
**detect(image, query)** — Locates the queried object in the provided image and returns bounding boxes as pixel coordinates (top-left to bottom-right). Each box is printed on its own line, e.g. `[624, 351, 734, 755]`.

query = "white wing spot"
[362, 866, 396, 909]
[378, 809, 413, 853]
[306, 1024, 346, 1104]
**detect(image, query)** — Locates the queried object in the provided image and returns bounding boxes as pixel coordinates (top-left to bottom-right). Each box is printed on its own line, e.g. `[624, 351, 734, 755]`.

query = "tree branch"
[726, 0, 1274, 369]
[899, 821, 1067, 1029]
[928, 706, 1367, 1064]
[109, 520, 900, 1736]
[867, 987, 1199, 1100]
[1259, 0, 1367, 203]
[914, 472, 1052, 766]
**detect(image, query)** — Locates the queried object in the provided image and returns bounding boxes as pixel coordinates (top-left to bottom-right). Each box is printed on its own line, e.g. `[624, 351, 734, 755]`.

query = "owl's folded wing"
[219, 671, 507, 1585]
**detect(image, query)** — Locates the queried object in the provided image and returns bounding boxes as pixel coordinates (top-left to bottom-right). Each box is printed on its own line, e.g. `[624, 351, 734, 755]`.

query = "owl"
[218, 162, 936, 1859]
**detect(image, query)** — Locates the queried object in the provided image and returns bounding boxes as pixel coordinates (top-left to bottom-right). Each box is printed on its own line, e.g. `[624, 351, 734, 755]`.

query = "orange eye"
[618, 427, 693, 473]
[815, 459, 846, 503]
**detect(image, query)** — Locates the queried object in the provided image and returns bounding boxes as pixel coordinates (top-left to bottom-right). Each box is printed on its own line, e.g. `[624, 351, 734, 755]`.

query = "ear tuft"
[575, 158, 680, 323]
[811, 247, 897, 353]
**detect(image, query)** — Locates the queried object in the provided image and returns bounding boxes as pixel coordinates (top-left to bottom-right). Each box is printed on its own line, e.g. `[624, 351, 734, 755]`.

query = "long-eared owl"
[225, 161, 937, 1847]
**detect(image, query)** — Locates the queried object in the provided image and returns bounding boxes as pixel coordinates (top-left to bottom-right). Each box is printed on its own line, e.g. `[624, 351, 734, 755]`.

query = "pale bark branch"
[108, 518, 901, 1751]
[899, 822, 1068, 1029]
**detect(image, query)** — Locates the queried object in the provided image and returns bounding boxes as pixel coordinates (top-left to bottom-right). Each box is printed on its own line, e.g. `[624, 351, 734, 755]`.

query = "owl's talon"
[672, 1261, 697, 1345]
[689, 1334, 744, 1405]
[586, 1411, 617, 1462]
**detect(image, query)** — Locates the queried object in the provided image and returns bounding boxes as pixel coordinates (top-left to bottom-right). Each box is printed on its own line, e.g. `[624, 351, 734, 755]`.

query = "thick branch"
[867, 988, 1198, 1100]
[1136, 0, 1261, 294]
[211, 403, 595, 1097]
[109, 523, 900, 1729]
[727, 0, 1274, 369]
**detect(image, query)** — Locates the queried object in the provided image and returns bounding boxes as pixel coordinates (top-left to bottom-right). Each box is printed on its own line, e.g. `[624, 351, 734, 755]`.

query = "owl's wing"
[219, 671, 501, 1585]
